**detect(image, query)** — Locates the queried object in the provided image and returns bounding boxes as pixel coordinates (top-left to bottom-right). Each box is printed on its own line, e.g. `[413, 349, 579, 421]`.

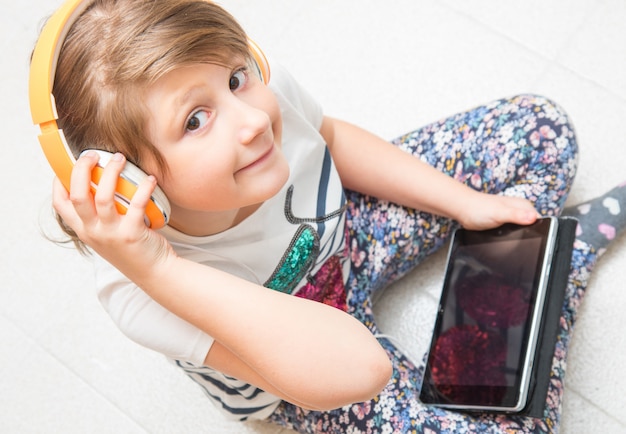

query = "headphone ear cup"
[81, 150, 171, 229]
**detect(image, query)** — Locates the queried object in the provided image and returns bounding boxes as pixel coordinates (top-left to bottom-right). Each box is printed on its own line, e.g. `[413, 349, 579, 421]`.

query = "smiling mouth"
[237, 145, 275, 173]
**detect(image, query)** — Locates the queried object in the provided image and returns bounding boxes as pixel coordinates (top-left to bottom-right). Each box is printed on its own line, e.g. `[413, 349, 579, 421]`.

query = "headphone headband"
[29, 0, 93, 202]
[29, 0, 270, 229]
[30, 0, 91, 127]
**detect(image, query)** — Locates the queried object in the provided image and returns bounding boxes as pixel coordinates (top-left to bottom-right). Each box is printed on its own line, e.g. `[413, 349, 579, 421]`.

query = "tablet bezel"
[419, 217, 559, 413]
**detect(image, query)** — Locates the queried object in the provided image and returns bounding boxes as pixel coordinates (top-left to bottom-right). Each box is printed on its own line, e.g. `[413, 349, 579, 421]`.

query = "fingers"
[488, 196, 539, 228]
[506, 208, 538, 226]
[91, 152, 129, 221]
[506, 197, 540, 225]
[516, 199, 541, 225]
[55, 151, 157, 235]
[125, 174, 158, 224]
[52, 175, 74, 222]
[52, 152, 171, 273]
[67, 150, 100, 222]
[462, 194, 540, 230]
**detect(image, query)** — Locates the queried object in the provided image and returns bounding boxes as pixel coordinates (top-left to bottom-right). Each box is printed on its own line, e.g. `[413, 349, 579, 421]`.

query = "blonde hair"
[46, 0, 252, 251]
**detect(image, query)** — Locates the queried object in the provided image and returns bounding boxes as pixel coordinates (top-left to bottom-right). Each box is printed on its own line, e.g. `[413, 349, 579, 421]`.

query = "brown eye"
[186, 110, 209, 132]
[229, 69, 247, 91]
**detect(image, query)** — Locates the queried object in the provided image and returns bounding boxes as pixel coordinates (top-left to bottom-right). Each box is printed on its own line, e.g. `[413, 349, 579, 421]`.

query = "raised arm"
[320, 116, 539, 230]
[52, 152, 391, 411]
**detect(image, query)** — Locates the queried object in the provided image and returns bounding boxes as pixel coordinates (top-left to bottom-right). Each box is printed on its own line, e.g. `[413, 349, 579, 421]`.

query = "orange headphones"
[29, 0, 270, 229]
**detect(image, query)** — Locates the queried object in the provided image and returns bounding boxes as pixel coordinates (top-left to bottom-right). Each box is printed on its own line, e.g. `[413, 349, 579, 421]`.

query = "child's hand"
[456, 191, 539, 231]
[52, 151, 175, 279]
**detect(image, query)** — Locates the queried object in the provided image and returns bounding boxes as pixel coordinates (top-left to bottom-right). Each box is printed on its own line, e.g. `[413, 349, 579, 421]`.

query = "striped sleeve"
[174, 360, 282, 421]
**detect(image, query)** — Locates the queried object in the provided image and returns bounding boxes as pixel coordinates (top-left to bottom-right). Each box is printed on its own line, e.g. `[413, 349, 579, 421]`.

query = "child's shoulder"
[268, 62, 305, 101]
[268, 62, 323, 130]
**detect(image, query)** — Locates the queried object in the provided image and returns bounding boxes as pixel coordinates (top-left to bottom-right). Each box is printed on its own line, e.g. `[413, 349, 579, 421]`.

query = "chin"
[261, 164, 290, 201]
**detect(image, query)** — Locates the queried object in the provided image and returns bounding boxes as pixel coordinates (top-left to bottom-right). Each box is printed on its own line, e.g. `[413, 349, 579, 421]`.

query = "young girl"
[38, 0, 625, 432]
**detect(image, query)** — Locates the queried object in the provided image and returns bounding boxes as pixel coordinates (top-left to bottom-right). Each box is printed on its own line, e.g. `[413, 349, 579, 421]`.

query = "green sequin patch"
[264, 224, 320, 294]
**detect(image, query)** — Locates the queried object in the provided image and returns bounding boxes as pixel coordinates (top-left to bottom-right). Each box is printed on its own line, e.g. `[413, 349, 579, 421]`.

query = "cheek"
[273, 110, 283, 145]
[264, 90, 283, 143]
[158, 157, 227, 198]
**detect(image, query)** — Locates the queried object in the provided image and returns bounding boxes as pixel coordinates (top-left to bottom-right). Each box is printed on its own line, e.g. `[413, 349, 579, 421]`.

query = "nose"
[233, 99, 271, 146]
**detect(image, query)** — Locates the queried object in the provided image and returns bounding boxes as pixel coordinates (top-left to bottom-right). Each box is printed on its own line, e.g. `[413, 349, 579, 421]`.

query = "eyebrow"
[174, 85, 209, 109]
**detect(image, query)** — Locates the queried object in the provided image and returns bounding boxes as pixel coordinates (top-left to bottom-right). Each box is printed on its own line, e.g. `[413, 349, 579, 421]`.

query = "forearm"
[137, 255, 391, 410]
[321, 117, 475, 222]
[53, 148, 391, 409]
[321, 117, 538, 230]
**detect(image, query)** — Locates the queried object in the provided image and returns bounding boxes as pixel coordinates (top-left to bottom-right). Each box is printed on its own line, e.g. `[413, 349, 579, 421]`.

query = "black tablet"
[419, 217, 559, 413]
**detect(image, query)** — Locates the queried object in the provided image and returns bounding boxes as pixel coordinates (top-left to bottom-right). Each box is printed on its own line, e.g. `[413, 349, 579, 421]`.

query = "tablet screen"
[419, 218, 557, 411]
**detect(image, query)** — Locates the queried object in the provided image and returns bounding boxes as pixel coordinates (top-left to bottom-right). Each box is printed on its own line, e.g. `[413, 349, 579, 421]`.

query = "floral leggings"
[269, 95, 597, 433]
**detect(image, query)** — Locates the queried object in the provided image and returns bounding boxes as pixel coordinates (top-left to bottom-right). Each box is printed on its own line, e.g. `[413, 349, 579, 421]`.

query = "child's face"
[144, 60, 289, 235]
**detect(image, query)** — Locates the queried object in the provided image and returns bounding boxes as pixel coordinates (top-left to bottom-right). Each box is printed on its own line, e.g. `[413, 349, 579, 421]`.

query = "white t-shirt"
[94, 64, 349, 420]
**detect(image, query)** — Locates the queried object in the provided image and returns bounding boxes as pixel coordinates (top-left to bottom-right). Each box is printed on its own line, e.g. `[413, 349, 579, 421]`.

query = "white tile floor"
[2, 0, 625, 433]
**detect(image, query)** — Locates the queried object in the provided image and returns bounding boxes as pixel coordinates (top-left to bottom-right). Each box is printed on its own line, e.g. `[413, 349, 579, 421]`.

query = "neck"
[167, 203, 263, 236]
